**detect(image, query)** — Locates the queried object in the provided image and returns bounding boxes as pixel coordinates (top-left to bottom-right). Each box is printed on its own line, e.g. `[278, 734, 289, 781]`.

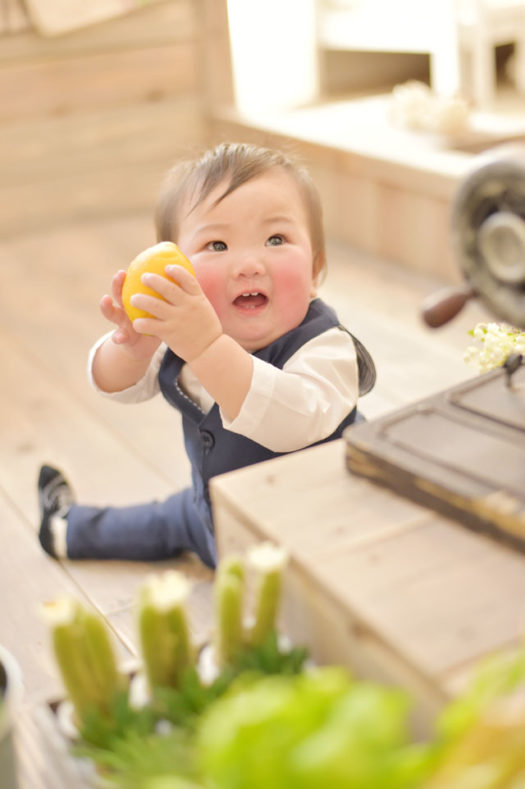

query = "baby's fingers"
[111, 270, 127, 306]
[100, 293, 126, 325]
[165, 265, 201, 294]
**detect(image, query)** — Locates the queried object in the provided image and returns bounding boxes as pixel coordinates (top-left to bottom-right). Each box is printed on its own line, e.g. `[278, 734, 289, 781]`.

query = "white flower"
[464, 322, 525, 372]
[40, 597, 78, 627]
[247, 542, 288, 573]
[141, 570, 191, 612]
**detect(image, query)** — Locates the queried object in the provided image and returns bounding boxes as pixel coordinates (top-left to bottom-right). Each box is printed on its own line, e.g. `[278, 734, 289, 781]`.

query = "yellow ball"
[122, 242, 195, 322]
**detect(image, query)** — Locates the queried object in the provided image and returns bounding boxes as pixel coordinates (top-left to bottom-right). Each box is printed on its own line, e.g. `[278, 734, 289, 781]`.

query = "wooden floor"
[0, 210, 489, 785]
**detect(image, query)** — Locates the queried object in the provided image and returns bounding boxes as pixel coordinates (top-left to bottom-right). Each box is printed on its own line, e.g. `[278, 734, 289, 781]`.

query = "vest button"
[200, 430, 215, 449]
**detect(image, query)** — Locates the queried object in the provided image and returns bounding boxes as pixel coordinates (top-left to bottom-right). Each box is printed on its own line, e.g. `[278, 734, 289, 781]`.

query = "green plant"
[422, 643, 525, 788]
[213, 541, 289, 665]
[137, 571, 195, 692]
[41, 597, 125, 724]
[197, 667, 434, 789]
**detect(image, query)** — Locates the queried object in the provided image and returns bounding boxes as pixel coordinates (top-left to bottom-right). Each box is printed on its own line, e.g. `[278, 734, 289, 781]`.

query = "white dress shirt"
[88, 327, 358, 453]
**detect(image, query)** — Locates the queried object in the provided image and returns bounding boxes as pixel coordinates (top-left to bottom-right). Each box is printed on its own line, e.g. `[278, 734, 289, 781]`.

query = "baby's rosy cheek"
[274, 266, 312, 298]
[195, 271, 225, 311]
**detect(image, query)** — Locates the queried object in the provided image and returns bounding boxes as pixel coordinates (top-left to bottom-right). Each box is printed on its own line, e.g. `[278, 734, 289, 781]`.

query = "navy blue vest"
[158, 298, 374, 523]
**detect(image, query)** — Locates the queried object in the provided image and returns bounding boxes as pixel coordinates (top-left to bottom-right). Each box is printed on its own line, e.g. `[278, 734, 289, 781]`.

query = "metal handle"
[421, 285, 476, 328]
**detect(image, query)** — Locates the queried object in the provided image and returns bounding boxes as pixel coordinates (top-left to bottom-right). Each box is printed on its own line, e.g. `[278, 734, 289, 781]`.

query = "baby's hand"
[100, 270, 161, 360]
[130, 265, 222, 362]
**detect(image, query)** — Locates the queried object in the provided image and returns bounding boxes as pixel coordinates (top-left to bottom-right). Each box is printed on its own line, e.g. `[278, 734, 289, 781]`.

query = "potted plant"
[39, 544, 525, 788]
[38, 542, 308, 785]
[0, 644, 23, 789]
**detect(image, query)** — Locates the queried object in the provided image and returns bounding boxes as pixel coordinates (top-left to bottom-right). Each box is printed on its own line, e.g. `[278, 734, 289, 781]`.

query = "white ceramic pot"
[0, 645, 23, 789]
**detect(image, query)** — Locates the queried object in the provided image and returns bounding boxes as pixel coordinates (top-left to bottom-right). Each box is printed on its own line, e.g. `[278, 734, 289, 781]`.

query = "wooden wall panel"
[0, 1, 195, 62]
[376, 185, 458, 282]
[0, 98, 207, 237]
[0, 0, 221, 236]
[0, 44, 199, 121]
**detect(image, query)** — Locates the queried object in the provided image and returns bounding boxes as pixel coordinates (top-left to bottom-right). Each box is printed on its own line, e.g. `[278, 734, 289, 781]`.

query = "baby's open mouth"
[233, 292, 268, 309]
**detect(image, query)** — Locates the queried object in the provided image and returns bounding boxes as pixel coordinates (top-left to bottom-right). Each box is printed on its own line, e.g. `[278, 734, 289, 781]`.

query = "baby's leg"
[37, 466, 216, 568]
[66, 489, 217, 568]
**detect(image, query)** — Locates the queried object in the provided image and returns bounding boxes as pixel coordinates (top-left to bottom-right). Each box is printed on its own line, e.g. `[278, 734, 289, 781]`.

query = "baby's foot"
[37, 465, 75, 558]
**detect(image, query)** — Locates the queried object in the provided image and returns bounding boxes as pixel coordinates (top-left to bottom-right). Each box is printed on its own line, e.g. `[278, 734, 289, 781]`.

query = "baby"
[37, 142, 375, 568]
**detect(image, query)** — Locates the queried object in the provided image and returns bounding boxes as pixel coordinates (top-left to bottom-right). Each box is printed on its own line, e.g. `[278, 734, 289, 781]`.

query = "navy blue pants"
[66, 487, 217, 568]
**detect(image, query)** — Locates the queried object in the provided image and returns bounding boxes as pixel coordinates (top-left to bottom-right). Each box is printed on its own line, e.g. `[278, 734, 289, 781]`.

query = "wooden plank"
[1, 161, 176, 238]
[57, 552, 213, 642]
[211, 112, 463, 200]
[319, 518, 525, 676]
[277, 552, 448, 734]
[0, 223, 193, 483]
[15, 706, 62, 789]
[23, 0, 168, 38]
[0, 329, 176, 535]
[0, 42, 199, 121]
[212, 441, 429, 556]
[0, 0, 29, 34]
[376, 183, 456, 280]
[0, 0, 192, 58]
[199, 0, 234, 109]
[330, 169, 380, 254]
[0, 98, 207, 187]
[0, 98, 209, 235]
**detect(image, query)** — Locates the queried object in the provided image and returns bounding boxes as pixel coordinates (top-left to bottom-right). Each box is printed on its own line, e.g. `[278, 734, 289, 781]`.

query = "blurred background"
[2, 0, 525, 248]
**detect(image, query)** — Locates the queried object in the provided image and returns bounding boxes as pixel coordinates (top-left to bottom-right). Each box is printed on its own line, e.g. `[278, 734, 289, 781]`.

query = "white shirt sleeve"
[221, 327, 359, 452]
[87, 332, 164, 402]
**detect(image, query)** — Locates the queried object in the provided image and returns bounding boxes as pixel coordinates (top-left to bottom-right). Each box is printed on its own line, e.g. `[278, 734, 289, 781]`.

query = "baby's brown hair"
[155, 142, 327, 281]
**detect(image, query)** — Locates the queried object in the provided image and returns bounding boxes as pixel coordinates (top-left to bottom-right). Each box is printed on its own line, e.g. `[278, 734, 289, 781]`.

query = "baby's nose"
[234, 251, 265, 277]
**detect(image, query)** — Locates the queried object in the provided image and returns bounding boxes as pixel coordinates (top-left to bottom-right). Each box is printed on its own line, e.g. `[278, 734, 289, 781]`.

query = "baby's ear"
[311, 252, 326, 296]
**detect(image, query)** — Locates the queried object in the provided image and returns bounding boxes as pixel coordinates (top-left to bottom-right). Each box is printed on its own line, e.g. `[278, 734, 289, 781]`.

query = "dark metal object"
[421, 284, 476, 327]
[504, 352, 524, 388]
[422, 144, 525, 330]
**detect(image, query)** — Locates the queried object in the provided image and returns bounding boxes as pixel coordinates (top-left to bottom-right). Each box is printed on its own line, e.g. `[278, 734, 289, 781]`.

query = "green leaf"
[75, 728, 199, 788]
[436, 644, 525, 745]
[196, 667, 430, 789]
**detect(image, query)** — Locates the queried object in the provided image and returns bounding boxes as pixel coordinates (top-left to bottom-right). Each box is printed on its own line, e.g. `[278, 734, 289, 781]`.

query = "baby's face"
[176, 168, 317, 352]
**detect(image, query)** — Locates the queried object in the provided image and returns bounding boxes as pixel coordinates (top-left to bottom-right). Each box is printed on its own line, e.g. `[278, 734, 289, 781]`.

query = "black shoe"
[37, 465, 74, 557]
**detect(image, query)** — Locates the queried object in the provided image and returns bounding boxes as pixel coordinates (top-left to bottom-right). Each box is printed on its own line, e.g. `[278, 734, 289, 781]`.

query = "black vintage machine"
[345, 144, 525, 550]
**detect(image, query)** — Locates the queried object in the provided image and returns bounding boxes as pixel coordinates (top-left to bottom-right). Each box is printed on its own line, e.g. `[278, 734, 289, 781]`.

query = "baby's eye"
[206, 240, 227, 252]
[266, 234, 285, 246]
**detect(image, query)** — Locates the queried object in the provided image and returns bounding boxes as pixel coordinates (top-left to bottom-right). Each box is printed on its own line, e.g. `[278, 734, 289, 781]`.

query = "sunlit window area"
[223, 0, 525, 280]
[226, 0, 319, 113]
[227, 0, 525, 112]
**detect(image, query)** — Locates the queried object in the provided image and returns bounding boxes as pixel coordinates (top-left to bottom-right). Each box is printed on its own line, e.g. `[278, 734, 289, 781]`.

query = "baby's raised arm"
[92, 270, 161, 393]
